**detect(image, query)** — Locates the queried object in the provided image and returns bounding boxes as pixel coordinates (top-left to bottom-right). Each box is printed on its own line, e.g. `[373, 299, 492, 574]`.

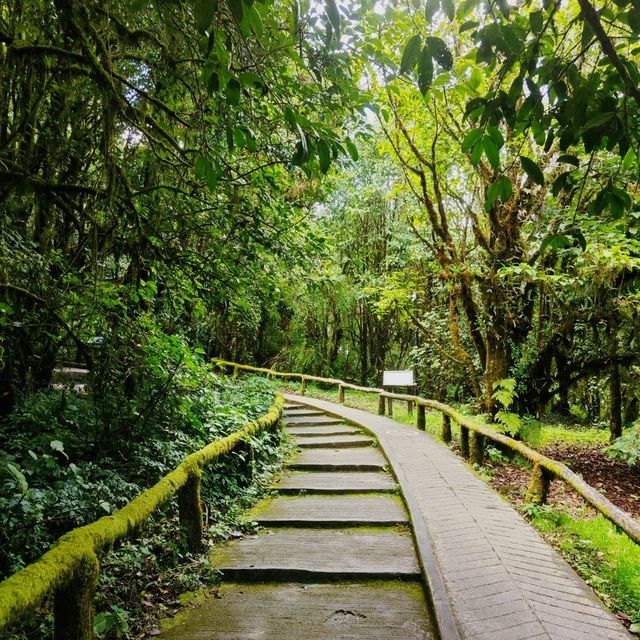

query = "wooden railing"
[215, 359, 640, 546]
[0, 396, 284, 639]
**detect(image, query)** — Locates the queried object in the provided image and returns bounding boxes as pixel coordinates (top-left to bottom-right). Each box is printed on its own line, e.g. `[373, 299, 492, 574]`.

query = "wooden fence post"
[460, 426, 470, 458]
[417, 404, 426, 430]
[300, 377, 306, 395]
[525, 463, 552, 505]
[178, 469, 204, 552]
[470, 432, 485, 466]
[407, 400, 414, 416]
[54, 551, 99, 640]
[378, 394, 385, 415]
[338, 384, 345, 403]
[441, 414, 452, 443]
[387, 396, 394, 417]
[233, 365, 239, 379]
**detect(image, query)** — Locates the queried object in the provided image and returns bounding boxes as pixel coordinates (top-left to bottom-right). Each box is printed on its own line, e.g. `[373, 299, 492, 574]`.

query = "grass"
[528, 507, 640, 626]
[520, 422, 609, 448]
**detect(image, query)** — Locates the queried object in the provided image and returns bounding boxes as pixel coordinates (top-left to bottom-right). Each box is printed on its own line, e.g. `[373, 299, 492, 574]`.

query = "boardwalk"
[162, 397, 631, 640]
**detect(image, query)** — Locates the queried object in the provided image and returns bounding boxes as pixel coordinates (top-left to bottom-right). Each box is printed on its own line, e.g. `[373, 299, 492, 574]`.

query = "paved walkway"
[285, 394, 631, 640]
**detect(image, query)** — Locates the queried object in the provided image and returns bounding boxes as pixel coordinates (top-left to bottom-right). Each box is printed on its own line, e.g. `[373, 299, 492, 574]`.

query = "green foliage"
[608, 427, 640, 465]
[94, 605, 130, 639]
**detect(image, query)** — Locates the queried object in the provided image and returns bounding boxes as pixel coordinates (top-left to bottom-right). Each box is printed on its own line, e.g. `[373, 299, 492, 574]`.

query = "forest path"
[161, 398, 631, 640]
[161, 402, 437, 639]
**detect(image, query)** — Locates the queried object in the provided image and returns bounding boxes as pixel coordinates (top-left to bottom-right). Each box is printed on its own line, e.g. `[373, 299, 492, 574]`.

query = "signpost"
[382, 370, 416, 417]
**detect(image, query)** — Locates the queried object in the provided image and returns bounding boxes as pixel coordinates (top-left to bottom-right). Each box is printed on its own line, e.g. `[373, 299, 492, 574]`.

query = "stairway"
[162, 402, 436, 639]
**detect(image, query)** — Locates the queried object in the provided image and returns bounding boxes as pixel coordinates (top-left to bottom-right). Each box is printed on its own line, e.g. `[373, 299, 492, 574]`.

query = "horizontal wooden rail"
[215, 359, 640, 546]
[0, 395, 284, 639]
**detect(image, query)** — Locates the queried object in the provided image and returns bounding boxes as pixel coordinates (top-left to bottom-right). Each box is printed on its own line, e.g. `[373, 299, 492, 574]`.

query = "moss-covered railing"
[215, 359, 640, 547]
[0, 395, 284, 640]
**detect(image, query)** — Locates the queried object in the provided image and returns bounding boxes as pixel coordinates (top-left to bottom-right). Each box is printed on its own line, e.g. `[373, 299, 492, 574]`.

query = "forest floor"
[488, 443, 640, 519]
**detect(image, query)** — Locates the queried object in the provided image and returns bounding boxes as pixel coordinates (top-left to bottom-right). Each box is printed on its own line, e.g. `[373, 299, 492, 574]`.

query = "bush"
[607, 427, 640, 465]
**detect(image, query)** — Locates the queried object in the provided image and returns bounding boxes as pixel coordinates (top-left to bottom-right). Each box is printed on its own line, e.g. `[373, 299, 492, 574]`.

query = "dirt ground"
[486, 443, 640, 518]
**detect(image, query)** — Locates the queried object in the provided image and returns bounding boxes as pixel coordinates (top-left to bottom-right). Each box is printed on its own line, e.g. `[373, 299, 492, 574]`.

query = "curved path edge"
[284, 393, 631, 640]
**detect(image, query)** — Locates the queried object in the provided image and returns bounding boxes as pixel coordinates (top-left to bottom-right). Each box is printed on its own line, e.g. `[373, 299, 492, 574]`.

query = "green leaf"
[461, 127, 483, 153]
[483, 135, 500, 170]
[317, 140, 331, 173]
[486, 125, 504, 149]
[345, 139, 359, 161]
[529, 9, 543, 34]
[6, 463, 28, 494]
[195, 0, 216, 32]
[425, 0, 439, 21]
[441, 0, 455, 21]
[582, 112, 615, 131]
[425, 36, 453, 70]
[470, 140, 483, 165]
[552, 171, 572, 197]
[207, 71, 220, 95]
[459, 20, 478, 33]
[507, 74, 523, 105]
[497, 175, 512, 201]
[629, 7, 640, 34]
[246, 4, 264, 37]
[557, 154, 580, 167]
[292, 126, 309, 166]
[226, 77, 241, 105]
[520, 155, 544, 185]
[486, 176, 512, 210]
[326, 0, 341, 42]
[417, 46, 434, 95]
[232, 127, 246, 147]
[227, 0, 244, 23]
[486, 181, 500, 210]
[50, 439, 68, 459]
[400, 35, 422, 75]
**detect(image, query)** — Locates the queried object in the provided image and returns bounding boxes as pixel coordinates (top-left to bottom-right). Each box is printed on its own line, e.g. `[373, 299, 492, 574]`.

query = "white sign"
[383, 370, 414, 387]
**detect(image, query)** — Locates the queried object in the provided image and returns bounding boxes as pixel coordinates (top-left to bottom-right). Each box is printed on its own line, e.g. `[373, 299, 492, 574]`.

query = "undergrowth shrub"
[1, 330, 287, 638]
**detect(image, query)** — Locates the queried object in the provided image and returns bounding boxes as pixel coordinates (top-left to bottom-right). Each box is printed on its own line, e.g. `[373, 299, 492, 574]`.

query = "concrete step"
[284, 415, 344, 426]
[211, 529, 420, 581]
[274, 471, 398, 494]
[283, 409, 326, 417]
[249, 495, 407, 527]
[160, 582, 436, 640]
[290, 447, 387, 472]
[287, 424, 361, 437]
[294, 434, 374, 448]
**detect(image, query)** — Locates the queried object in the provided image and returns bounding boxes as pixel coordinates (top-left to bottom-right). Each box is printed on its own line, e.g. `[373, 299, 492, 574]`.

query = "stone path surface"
[162, 400, 436, 639]
[283, 394, 632, 640]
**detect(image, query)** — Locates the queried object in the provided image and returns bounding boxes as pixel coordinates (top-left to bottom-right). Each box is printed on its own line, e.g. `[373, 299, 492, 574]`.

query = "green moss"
[0, 395, 284, 635]
[524, 463, 551, 505]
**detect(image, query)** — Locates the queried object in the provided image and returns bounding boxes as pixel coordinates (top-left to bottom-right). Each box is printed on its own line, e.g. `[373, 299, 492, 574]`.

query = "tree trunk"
[609, 361, 622, 442]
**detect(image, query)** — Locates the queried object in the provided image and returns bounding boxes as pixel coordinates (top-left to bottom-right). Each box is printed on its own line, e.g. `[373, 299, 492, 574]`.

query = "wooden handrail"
[0, 395, 284, 639]
[215, 359, 640, 546]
